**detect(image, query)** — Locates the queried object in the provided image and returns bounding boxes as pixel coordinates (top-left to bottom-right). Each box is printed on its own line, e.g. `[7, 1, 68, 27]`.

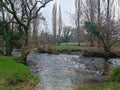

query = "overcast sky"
[41, 0, 75, 32]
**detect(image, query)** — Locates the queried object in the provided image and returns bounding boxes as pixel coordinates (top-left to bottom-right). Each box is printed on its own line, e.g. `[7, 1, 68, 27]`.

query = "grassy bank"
[53, 43, 97, 53]
[52, 43, 120, 57]
[0, 56, 39, 90]
[78, 82, 120, 90]
[53, 45, 83, 52]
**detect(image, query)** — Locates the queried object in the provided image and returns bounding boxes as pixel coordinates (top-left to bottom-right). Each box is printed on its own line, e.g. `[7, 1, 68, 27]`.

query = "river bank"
[51, 45, 120, 58]
[0, 56, 39, 90]
[9, 48, 120, 90]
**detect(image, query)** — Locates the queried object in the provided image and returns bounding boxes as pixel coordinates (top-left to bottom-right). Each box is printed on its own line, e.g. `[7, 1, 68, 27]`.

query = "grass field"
[78, 82, 120, 90]
[53, 43, 97, 52]
[0, 56, 38, 90]
[52, 43, 120, 53]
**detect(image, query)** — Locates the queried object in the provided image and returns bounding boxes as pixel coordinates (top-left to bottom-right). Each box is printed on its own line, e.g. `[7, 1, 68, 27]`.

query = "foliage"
[0, 20, 24, 55]
[60, 35, 72, 43]
[44, 45, 53, 53]
[0, 20, 13, 55]
[0, 56, 38, 90]
[40, 31, 54, 44]
[84, 21, 120, 54]
[11, 25, 24, 48]
[0, 0, 53, 60]
[60, 26, 73, 43]
[38, 46, 45, 53]
[85, 21, 100, 37]
[38, 45, 53, 53]
[110, 66, 120, 82]
[53, 44, 83, 52]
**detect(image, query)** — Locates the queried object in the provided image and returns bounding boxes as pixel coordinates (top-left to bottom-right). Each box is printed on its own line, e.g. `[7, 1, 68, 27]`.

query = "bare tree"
[58, 5, 62, 45]
[96, 0, 101, 47]
[73, 0, 82, 46]
[85, 0, 120, 54]
[32, 7, 39, 49]
[97, 0, 101, 24]
[84, 0, 97, 46]
[0, 0, 53, 60]
[61, 26, 73, 43]
[102, 0, 116, 53]
[85, 0, 96, 21]
[0, 2, 5, 20]
[52, 2, 57, 44]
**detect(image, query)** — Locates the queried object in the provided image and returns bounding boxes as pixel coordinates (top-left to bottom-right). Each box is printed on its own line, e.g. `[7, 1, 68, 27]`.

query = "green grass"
[78, 82, 120, 90]
[110, 66, 120, 82]
[60, 43, 87, 46]
[53, 45, 83, 52]
[0, 56, 39, 90]
[53, 43, 96, 52]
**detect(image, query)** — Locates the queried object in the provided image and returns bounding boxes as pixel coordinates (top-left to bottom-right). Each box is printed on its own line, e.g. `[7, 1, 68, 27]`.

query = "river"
[26, 53, 120, 90]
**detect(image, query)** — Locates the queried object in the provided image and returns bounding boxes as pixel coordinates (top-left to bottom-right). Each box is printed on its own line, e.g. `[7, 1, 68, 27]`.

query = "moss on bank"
[0, 56, 39, 90]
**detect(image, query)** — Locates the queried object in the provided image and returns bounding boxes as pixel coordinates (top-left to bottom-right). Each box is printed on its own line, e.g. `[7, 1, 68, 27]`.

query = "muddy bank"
[82, 51, 120, 58]
[40, 49, 120, 58]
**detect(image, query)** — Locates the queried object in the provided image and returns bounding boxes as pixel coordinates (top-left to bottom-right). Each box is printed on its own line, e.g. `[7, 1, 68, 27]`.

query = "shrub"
[38, 46, 45, 53]
[38, 45, 53, 53]
[44, 45, 53, 53]
[110, 66, 120, 82]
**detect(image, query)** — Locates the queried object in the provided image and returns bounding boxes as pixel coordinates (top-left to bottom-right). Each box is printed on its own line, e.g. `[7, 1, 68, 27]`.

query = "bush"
[38, 46, 45, 53]
[110, 66, 120, 82]
[38, 45, 53, 53]
[44, 45, 51, 53]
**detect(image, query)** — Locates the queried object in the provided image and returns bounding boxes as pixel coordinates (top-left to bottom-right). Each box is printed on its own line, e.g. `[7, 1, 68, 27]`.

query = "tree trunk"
[77, 27, 80, 46]
[97, 38, 101, 48]
[5, 43, 12, 56]
[103, 59, 110, 75]
[90, 36, 94, 47]
[21, 46, 30, 62]
[21, 29, 30, 62]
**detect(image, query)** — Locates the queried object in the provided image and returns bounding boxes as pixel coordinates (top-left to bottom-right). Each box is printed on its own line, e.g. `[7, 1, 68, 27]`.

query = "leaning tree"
[0, 0, 53, 60]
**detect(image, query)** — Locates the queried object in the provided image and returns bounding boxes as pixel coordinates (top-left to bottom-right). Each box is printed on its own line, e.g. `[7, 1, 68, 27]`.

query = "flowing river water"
[25, 53, 120, 90]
